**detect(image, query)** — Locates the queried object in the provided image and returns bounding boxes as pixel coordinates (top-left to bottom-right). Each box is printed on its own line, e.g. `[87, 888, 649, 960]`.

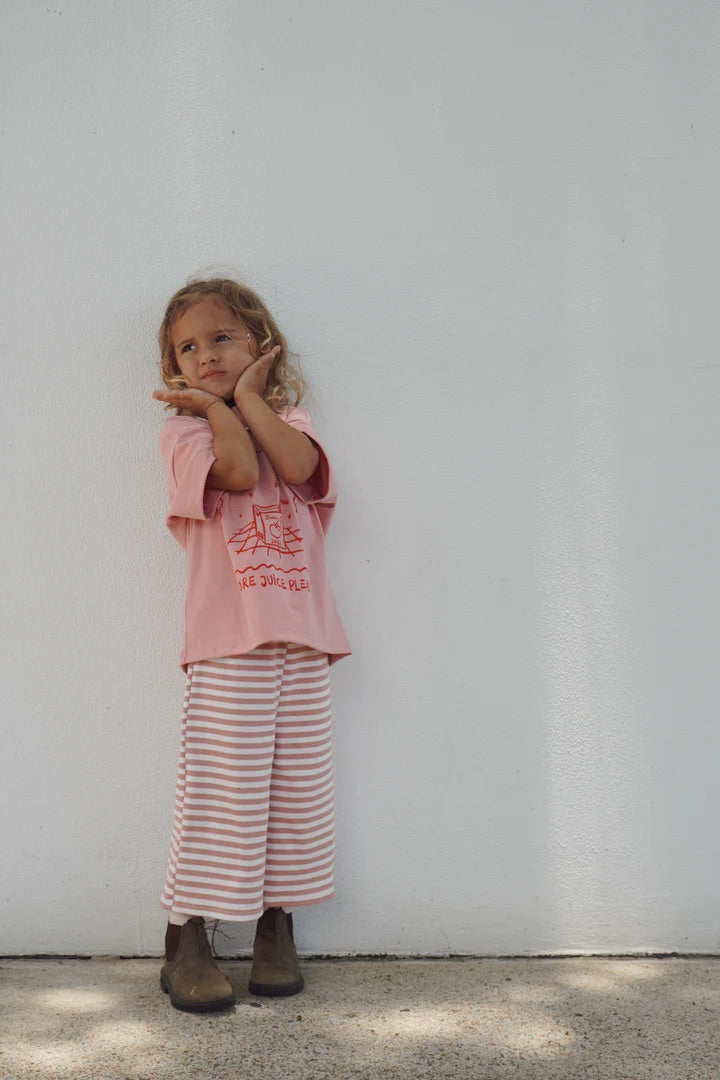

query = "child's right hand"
[152, 388, 224, 416]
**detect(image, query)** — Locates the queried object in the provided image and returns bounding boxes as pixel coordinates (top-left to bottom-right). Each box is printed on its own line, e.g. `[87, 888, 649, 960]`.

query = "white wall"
[2, 0, 719, 956]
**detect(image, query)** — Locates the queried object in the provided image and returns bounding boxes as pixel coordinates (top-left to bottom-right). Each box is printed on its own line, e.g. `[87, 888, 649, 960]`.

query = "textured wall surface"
[1, 1, 719, 956]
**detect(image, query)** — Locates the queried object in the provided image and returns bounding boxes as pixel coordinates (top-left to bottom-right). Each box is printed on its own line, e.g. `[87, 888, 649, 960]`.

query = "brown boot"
[160, 918, 236, 1013]
[248, 908, 304, 996]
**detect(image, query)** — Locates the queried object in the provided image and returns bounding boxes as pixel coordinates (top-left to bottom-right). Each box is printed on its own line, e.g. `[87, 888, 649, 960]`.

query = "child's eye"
[215, 333, 230, 343]
[180, 343, 196, 353]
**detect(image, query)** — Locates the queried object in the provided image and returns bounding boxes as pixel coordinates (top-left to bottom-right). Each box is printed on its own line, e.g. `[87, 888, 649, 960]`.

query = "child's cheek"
[180, 366, 202, 390]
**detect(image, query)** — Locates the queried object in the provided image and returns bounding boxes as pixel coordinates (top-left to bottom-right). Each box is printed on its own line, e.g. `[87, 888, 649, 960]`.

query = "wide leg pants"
[161, 643, 335, 922]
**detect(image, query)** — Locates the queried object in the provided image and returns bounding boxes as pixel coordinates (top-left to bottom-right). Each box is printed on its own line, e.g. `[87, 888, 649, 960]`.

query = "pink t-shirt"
[159, 407, 351, 668]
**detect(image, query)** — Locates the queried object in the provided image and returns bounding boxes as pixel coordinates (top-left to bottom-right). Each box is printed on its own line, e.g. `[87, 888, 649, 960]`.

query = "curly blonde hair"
[158, 278, 307, 416]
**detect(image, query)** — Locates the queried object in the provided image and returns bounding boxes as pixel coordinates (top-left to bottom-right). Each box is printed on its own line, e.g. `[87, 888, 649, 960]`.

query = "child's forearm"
[206, 400, 259, 490]
[235, 392, 319, 485]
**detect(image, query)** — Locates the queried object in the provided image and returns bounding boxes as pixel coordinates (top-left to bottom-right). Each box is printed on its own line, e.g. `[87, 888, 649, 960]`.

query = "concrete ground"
[0, 957, 718, 1079]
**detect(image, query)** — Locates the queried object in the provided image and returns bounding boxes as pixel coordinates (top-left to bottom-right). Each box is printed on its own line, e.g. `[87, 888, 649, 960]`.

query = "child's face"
[170, 298, 257, 399]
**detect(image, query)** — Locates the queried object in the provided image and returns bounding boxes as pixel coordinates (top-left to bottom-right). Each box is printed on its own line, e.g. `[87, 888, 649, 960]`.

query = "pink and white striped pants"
[160, 643, 335, 922]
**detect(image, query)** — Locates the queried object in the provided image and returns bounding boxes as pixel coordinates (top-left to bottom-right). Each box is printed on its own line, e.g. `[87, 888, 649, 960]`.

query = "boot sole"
[248, 976, 304, 997]
[160, 971, 236, 1013]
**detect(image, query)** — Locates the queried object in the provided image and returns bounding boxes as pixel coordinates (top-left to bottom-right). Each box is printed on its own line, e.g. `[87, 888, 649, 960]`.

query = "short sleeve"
[159, 418, 223, 526]
[283, 408, 337, 509]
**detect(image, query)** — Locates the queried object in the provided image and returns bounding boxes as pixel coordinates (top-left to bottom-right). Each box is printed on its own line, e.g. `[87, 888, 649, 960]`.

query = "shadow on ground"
[1, 957, 718, 1079]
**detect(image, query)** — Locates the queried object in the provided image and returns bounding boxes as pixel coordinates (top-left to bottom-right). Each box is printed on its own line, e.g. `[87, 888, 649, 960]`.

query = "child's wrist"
[233, 389, 260, 405]
[205, 398, 226, 418]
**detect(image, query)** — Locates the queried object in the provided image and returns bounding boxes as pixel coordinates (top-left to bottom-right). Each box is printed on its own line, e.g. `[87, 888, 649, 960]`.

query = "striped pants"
[160, 643, 335, 922]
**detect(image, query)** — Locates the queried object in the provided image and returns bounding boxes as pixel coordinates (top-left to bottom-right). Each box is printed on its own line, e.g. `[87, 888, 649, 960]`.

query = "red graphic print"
[253, 504, 287, 552]
[227, 501, 304, 560]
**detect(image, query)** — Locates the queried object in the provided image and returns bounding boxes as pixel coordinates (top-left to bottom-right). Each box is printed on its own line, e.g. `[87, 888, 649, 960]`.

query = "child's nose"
[199, 345, 217, 366]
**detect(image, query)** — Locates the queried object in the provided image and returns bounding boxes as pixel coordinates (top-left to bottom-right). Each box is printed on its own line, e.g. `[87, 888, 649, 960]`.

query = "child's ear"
[245, 328, 259, 357]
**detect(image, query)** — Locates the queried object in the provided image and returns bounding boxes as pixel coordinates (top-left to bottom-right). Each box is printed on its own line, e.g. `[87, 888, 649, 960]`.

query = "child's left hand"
[233, 347, 281, 404]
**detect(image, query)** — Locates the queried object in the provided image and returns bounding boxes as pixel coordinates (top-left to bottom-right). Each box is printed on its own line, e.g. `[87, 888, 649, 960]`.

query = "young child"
[152, 278, 350, 1012]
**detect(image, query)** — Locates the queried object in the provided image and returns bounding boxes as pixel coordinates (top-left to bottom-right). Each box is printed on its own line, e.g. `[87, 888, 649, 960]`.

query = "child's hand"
[152, 387, 223, 416]
[233, 347, 281, 404]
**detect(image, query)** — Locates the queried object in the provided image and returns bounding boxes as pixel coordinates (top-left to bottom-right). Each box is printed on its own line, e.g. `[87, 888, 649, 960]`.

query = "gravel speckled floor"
[1, 957, 718, 1079]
